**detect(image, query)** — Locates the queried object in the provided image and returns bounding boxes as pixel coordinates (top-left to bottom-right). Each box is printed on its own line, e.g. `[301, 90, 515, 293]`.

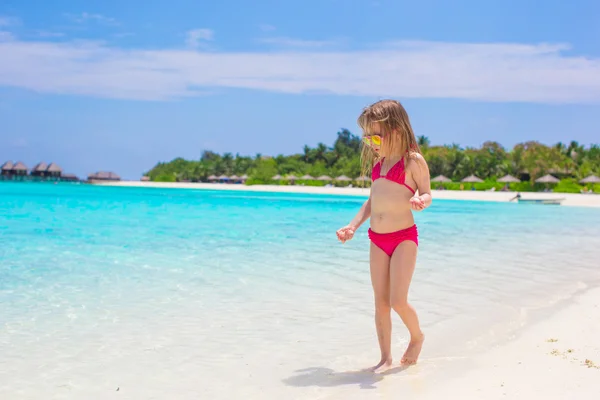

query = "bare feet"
[369, 357, 393, 373]
[401, 333, 424, 365]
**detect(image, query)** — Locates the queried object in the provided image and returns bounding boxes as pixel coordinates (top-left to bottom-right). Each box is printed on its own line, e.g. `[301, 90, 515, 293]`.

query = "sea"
[1, 182, 600, 399]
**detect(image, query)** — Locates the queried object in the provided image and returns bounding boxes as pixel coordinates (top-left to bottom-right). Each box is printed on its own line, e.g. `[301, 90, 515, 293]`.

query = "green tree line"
[146, 129, 600, 193]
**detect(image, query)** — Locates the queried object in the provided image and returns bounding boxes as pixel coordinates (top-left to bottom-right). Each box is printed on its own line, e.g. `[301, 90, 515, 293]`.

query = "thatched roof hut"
[240, 174, 248, 180]
[207, 175, 217, 181]
[497, 174, 520, 183]
[31, 162, 48, 176]
[580, 175, 600, 184]
[1, 161, 14, 175]
[355, 176, 371, 182]
[316, 175, 332, 181]
[12, 162, 28, 175]
[88, 171, 121, 181]
[300, 174, 314, 180]
[61, 173, 79, 182]
[46, 163, 63, 176]
[217, 175, 230, 181]
[461, 175, 483, 183]
[431, 175, 452, 183]
[335, 175, 352, 182]
[535, 174, 559, 184]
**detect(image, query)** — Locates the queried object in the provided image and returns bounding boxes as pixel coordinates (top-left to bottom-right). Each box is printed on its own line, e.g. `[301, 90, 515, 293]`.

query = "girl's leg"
[369, 242, 393, 371]
[390, 241, 424, 365]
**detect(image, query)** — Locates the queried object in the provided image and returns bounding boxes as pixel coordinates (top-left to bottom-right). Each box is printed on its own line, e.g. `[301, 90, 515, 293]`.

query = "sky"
[1, 0, 599, 179]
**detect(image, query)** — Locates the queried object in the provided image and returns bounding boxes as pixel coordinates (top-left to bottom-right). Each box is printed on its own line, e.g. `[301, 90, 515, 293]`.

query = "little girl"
[336, 99, 432, 370]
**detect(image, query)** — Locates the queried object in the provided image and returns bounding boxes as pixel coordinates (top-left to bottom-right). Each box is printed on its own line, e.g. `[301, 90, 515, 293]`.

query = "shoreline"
[90, 180, 600, 208]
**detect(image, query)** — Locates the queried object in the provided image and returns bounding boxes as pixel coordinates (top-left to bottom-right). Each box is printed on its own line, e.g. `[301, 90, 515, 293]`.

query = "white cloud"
[0, 31, 14, 41]
[185, 28, 214, 48]
[0, 38, 599, 104]
[65, 12, 118, 26]
[259, 36, 340, 48]
[37, 31, 65, 38]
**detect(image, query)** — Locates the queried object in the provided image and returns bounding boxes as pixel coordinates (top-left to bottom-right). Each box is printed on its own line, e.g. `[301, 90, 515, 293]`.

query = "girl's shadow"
[282, 365, 409, 390]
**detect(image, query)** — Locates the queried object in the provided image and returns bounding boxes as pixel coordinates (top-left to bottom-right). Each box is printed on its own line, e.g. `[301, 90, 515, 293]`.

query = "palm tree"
[417, 135, 430, 150]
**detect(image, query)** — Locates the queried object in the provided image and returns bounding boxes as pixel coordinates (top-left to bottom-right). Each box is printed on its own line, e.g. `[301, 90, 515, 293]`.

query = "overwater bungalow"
[46, 163, 63, 178]
[1, 161, 14, 176]
[88, 171, 121, 182]
[31, 162, 49, 177]
[12, 162, 28, 176]
[61, 174, 79, 182]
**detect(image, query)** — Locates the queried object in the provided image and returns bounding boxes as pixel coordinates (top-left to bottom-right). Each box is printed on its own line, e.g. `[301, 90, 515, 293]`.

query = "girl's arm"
[410, 153, 433, 209]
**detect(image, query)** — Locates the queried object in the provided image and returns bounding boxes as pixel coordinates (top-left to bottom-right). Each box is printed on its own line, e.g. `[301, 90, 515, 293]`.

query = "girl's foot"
[370, 357, 393, 372]
[401, 333, 424, 365]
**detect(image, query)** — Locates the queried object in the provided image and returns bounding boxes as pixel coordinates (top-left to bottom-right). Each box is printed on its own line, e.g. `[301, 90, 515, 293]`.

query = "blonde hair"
[357, 99, 421, 180]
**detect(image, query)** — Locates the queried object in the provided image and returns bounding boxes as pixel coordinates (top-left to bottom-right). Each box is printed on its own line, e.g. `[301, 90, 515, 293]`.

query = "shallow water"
[1, 183, 600, 399]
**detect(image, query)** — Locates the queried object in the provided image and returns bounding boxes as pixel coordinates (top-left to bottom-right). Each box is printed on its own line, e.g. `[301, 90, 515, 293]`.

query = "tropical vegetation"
[145, 129, 600, 193]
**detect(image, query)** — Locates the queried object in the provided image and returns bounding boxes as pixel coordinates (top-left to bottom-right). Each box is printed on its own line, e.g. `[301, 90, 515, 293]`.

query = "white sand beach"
[419, 286, 600, 400]
[93, 180, 600, 208]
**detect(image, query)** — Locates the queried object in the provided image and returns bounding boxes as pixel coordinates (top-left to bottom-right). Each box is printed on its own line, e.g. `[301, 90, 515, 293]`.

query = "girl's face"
[362, 123, 384, 153]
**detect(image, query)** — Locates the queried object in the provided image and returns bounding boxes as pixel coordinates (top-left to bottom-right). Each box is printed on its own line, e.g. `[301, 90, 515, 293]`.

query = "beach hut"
[300, 174, 314, 180]
[354, 176, 371, 187]
[229, 174, 240, 183]
[580, 175, 600, 184]
[431, 175, 452, 183]
[316, 175, 332, 181]
[282, 175, 297, 185]
[217, 175, 230, 183]
[1, 161, 14, 176]
[498, 174, 521, 183]
[141, 176, 150, 182]
[335, 175, 352, 187]
[31, 162, 49, 177]
[240, 174, 248, 182]
[535, 174, 559, 184]
[207, 175, 218, 182]
[461, 175, 484, 183]
[12, 162, 28, 176]
[272, 174, 283, 180]
[88, 171, 121, 181]
[335, 175, 352, 182]
[46, 163, 63, 178]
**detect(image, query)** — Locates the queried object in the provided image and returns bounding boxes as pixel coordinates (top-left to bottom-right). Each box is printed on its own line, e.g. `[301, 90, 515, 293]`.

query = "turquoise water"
[1, 182, 600, 399]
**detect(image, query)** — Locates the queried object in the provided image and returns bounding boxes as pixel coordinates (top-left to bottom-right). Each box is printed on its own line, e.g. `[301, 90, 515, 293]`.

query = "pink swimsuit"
[368, 157, 419, 256]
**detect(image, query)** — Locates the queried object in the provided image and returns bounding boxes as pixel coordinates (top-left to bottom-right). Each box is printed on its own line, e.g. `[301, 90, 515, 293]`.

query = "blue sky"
[1, 0, 599, 179]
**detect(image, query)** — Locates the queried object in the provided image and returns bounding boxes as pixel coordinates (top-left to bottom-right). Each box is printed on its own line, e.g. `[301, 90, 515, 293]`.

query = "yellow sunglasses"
[363, 135, 382, 147]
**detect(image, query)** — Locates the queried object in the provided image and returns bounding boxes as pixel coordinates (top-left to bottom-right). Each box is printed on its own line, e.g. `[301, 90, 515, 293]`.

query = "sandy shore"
[92, 180, 600, 208]
[420, 286, 600, 400]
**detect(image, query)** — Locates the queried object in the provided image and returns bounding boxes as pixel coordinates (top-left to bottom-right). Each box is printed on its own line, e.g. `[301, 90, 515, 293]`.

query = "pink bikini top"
[372, 157, 416, 194]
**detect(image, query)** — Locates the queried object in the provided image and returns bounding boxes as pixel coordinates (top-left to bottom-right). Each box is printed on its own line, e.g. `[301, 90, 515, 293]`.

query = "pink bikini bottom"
[368, 225, 418, 257]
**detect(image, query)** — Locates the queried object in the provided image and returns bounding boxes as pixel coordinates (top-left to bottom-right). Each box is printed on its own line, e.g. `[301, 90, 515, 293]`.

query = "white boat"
[517, 198, 565, 205]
